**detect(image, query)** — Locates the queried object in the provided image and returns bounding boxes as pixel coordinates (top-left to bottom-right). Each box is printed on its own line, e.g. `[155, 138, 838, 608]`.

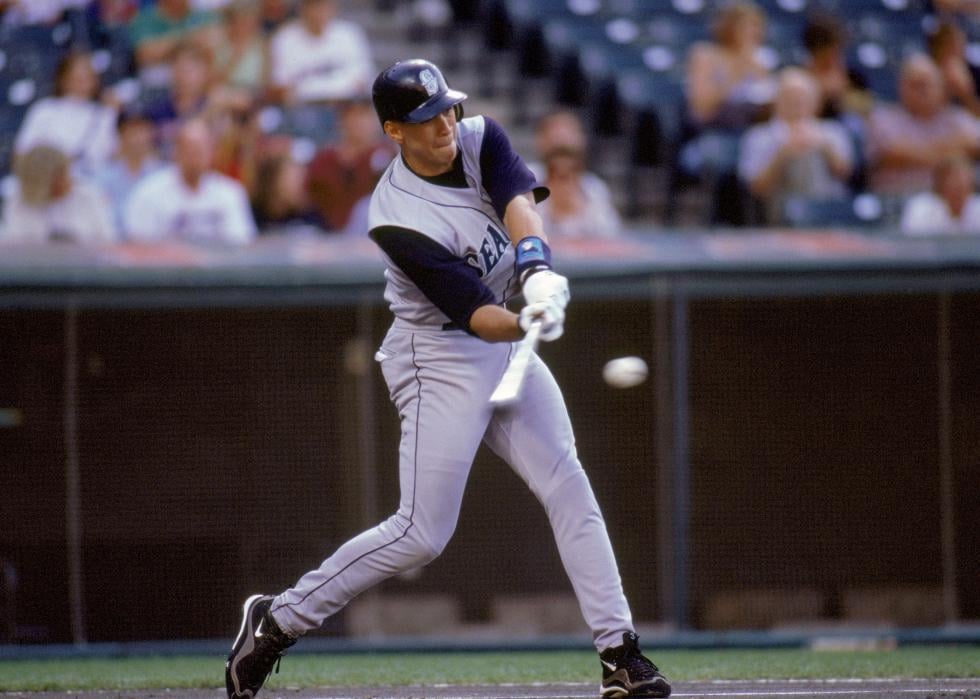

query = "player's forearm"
[469, 304, 523, 343]
[503, 193, 548, 245]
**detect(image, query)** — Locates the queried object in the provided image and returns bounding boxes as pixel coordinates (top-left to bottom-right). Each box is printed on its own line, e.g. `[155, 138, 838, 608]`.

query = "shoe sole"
[227, 593, 269, 699]
[599, 679, 672, 698]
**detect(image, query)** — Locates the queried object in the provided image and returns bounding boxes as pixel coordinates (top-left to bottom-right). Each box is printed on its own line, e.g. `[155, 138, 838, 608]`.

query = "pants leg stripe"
[272, 333, 423, 614]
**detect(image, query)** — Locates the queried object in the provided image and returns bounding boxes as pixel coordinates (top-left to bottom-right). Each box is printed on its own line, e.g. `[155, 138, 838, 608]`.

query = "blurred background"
[0, 0, 979, 648]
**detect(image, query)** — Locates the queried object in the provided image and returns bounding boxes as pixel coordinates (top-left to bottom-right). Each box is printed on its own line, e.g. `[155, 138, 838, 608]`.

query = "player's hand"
[522, 270, 570, 312]
[519, 300, 564, 342]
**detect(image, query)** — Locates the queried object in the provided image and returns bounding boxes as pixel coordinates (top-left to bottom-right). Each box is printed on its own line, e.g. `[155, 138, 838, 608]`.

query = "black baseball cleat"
[226, 594, 296, 698]
[599, 631, 671, 697]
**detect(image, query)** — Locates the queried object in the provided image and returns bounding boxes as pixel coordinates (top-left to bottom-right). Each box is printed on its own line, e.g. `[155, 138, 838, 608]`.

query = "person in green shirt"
[129, 0, 219, 70]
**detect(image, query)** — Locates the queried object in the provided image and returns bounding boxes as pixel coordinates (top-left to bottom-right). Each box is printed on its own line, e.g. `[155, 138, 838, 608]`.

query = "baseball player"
[226, 59, 671, 699]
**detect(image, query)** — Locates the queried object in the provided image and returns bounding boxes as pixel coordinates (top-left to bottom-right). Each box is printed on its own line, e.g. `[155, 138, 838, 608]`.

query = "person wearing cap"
[224, 59, 671, 699]
[1, 144, 116, 244]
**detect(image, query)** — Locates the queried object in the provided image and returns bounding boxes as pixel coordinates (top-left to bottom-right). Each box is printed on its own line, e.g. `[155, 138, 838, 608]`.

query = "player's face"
[386, 107, 458, 177]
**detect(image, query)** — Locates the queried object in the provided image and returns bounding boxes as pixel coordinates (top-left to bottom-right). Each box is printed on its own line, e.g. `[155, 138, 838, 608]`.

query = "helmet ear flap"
[454, 103, 464, 121]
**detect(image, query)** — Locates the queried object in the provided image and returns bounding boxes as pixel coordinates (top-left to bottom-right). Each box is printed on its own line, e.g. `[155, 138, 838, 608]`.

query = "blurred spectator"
[193, 0, 234, 9]
[680, 1, 776, 225]
[88, 0, 139, 26]
[251, 153, 320, 231]
[866, 54, 980, 198]
[93, 106, 164, 232]
[14, 52, 119, 177]
[0, 144, 116, 243]
[124, 117, 257, 244]
[139, 40, 257, 177]
[527, 109, 621, 239]
[739, 67, 853, 224]
[257, 0, 292, 34]
[212, 0, 270, 98]
[269, 0, 374, 104]
[305, 98, 394, 232]
[685, 1, 774, 129]
[206, 0, 270, 181]
[141, 42, 220, 154]
[1, 0, 88, 25]
[801, 13, 872, 121]
[128, 0, 219, 74]
[900, 153, 980, 234]
[927, 19, 980, 116]
[931, 0, 980, 14]
[211, 109, 262, 186]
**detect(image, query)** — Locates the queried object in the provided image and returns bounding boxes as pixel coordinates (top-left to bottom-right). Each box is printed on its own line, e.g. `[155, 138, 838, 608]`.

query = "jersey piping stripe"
[380, 169, 522, 304]
[272, 333, 423, 615]
[384, 166, 500, 224]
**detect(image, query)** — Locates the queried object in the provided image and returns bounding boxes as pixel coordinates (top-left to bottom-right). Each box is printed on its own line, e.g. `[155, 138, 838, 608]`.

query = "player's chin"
[434, 141, 457, 161]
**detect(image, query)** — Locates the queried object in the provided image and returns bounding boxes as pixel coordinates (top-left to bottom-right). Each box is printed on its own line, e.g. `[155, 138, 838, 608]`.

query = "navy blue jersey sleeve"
[370, 225, 496, 334]
[479, 116, 549, 221]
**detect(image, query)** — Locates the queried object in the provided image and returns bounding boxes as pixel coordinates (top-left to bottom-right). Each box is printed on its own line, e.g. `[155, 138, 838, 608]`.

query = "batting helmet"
[372, 59, 467, 126]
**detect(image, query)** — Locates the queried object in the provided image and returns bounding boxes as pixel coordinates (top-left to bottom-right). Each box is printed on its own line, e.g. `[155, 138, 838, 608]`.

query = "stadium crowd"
[0, 0, 389, 244]
[1, 0, 980, 243]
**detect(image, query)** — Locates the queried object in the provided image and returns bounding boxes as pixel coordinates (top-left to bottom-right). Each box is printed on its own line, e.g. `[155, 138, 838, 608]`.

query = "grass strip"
[0, 646, 978, 692]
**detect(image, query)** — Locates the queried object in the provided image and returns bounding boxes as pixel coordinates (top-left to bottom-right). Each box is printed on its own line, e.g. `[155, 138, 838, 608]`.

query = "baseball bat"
[489, 319, 542, 406]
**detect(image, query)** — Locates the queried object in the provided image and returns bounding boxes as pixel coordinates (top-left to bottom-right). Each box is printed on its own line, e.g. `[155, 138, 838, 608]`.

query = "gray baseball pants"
[270, 325, 634, 651]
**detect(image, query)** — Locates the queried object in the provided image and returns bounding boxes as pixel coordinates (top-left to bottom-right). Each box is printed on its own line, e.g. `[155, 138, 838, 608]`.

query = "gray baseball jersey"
[270, 115, 633, 651]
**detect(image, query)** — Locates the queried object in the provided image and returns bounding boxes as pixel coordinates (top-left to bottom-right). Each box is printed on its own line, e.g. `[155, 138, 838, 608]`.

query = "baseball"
[602, 356, 648, 389]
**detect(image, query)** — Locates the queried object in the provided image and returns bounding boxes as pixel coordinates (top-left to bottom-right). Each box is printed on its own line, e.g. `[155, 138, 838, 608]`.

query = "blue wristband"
[515, 236, 551, 284]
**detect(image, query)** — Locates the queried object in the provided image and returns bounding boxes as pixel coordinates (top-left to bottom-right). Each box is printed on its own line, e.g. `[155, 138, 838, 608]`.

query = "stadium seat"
[617, 69, 685, 146]
[504, 0, 575, 28]
[0, 106, 27, 177]
[0, 25, 71, 103]
[782, 193, 886, 228]
[847, 41, 910, 102]
[842, 0, 929, 13]
[612, 0, 711, 21]
[90, 25, 136, 87]
[257, 104, 339, 146]
[645, 14, 710, 49]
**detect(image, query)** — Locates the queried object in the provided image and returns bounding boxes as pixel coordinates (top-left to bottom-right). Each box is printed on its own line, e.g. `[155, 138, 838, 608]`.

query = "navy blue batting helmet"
[372, 59, 467, 126]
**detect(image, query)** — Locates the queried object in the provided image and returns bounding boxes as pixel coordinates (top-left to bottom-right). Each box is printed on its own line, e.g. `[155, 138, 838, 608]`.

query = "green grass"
[0, 646, 978, 692]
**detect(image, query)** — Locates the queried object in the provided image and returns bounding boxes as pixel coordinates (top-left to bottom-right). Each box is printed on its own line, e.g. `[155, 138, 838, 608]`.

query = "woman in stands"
[13, 52, 119, 177]
[678, 1, 777, 225]
[684, 0, 775, 130]
[927, 19, 980, 116]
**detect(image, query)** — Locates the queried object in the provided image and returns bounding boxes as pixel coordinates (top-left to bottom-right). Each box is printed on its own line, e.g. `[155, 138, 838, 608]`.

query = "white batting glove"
[522, 270, 570, 312]
[519, 300, 565, 342]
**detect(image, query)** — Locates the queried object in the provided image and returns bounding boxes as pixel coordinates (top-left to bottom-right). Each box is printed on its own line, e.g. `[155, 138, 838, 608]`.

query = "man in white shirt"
[268, 0, 374, 104]
[124, 118, 257, 245]
[901, 153, 980, 235]
[738, 67, 854, 224]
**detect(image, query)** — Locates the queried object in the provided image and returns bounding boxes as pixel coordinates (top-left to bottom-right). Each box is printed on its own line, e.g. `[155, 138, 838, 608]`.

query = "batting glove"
[519, 300, 565, 342]
[522, 270, 570, 312]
